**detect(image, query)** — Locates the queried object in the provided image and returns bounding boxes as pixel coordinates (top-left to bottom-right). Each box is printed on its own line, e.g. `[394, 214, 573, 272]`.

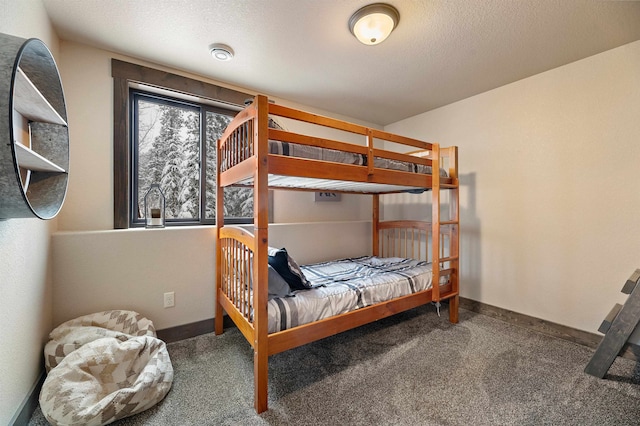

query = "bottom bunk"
[215, 220, 459, 413]
[268, 255, 447, 333]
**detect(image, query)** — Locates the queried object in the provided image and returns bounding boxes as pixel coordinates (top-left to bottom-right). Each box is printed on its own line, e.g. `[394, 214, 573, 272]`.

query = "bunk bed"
[215, 95, 460, 413]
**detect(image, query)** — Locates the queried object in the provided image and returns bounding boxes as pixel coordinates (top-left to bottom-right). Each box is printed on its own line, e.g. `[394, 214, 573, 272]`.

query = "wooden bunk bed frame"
[215, 95, 459, 413]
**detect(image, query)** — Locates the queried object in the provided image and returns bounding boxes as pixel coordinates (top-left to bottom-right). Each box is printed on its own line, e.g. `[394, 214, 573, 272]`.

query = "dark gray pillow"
[267, 247, 311, 291]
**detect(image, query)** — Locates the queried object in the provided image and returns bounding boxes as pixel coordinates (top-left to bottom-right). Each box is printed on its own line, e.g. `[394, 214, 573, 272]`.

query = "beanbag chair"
[39, 335, 173, 426]
[40, 310, 173, 425]
[44, 310, 156, 372]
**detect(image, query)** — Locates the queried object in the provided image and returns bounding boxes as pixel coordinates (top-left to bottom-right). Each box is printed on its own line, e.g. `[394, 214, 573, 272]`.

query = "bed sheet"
[267, 256, 433, 333]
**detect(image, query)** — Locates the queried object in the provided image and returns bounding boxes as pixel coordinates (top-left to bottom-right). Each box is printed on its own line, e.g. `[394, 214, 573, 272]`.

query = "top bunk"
[217, 95, 458, 194]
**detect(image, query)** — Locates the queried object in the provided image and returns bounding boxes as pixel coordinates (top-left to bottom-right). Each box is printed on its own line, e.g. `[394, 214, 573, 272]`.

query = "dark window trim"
[129, 90, 210, 227]
[111, 59, 252, 229]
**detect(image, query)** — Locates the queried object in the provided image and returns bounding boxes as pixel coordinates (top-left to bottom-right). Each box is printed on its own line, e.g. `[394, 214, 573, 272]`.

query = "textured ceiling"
[42, 0, 640, 126]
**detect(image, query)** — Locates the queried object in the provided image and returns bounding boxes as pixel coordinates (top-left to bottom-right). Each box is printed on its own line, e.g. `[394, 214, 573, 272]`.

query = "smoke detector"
[209, 43, 234, 61]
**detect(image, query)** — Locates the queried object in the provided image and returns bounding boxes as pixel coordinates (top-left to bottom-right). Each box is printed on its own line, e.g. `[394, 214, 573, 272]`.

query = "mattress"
[267, 256, 434, 333]
[268, 140, 448, 177]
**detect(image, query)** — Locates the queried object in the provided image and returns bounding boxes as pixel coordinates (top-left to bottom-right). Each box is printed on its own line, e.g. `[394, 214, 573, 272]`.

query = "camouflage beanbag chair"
[44, 310, 156, 373]
[39, 311, 173, 425]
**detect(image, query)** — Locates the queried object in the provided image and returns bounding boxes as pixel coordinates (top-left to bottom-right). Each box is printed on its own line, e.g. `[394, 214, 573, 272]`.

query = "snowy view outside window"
[133, 92, 253, 224]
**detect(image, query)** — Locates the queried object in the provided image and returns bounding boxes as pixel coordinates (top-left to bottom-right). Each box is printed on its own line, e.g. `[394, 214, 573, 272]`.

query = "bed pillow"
[269, 117, 284, 130]
[267, 265, 292, 299]
[247, 256, 292, 299]
[267, 247, 311, 291]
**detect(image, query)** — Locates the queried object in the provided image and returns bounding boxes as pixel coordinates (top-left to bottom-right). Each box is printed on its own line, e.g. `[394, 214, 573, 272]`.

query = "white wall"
[51, 40, 375, 329]
[0, 1, 58, 423]
[385, 40, 640, 333]
[52, 221, 371, 329]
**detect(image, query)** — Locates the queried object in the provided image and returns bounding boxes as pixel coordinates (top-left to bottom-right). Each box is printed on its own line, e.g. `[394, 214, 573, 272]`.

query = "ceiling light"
[349, 3, 399, 46]
[209, 43, 234, 61]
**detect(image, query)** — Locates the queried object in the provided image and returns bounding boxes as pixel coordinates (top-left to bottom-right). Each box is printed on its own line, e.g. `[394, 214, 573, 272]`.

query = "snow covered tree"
[154, 105, 184, 218]
[205, 111, 232, 218]
[179, 111, 200, 218]
[136, 100, 163, 218]
[225, 186, 253, 218]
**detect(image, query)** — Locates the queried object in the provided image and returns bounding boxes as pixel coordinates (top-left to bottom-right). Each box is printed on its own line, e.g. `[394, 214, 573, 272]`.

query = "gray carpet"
[29, 306, 640, 425]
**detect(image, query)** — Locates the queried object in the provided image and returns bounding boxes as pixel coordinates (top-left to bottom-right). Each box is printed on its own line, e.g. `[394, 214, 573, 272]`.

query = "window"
[130, 91, 253, 226]
[112, 59, 264, 229]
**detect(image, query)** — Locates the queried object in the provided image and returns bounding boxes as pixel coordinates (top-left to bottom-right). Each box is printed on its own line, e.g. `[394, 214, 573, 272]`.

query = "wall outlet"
[163, 291, 175, 308]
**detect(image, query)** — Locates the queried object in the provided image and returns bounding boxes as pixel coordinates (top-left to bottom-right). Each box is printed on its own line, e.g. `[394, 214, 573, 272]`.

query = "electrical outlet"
[163, 291, 175, 308]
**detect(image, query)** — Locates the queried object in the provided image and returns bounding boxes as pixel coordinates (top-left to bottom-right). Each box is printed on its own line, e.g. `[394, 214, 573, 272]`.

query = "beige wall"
[51, 40, 374, 329]
[385, 40, 640, 333]
[52, 221, 371, 329]
[0, 1, 57, 424]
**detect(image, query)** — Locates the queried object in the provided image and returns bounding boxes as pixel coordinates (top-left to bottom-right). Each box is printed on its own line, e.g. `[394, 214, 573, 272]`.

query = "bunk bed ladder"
[371, 144, 460, 325]
[431, 144, 441, 309]
[445, 146, 460, 323]
[585, 269, 640, 378]
[429, 145, 461, 323]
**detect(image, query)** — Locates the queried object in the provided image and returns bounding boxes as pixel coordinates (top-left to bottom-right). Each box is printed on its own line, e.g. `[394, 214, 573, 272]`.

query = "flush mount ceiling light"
[209, 43, 234, 61]
[349, 3, 400, 46]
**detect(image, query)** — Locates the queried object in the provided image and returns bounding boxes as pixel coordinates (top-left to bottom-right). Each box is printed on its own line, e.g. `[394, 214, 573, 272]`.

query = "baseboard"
[459, 297, 640, 361]
[156, 315, 235, 344]
[10, 370, 45, 426]
[157, 300, 639, 362]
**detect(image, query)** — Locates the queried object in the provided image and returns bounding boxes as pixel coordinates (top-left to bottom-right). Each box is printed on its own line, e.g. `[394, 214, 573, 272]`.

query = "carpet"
[29, 305, 640, 425]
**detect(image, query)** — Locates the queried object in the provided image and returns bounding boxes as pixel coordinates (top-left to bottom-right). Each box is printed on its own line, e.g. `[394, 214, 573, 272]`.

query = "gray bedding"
[267, 256, 434, 333]
[268, 140, 448, 177]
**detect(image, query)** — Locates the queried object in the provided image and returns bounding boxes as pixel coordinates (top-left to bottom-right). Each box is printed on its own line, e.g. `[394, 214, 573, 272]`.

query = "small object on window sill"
[144, 184, 165, 228]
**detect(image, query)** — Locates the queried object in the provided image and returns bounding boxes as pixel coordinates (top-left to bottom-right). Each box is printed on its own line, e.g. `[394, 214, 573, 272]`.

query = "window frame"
[112, 59, 263, 229]
[129, 89, 240, 227]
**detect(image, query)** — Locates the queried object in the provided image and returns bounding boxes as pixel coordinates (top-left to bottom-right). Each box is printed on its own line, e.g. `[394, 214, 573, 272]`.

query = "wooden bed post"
[448, 146, 459, 324]
[431, 144, 441, 304]
[214, 138, 225, 336]
[372, 194, 379, 256]
[253, 94, 270, 413]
